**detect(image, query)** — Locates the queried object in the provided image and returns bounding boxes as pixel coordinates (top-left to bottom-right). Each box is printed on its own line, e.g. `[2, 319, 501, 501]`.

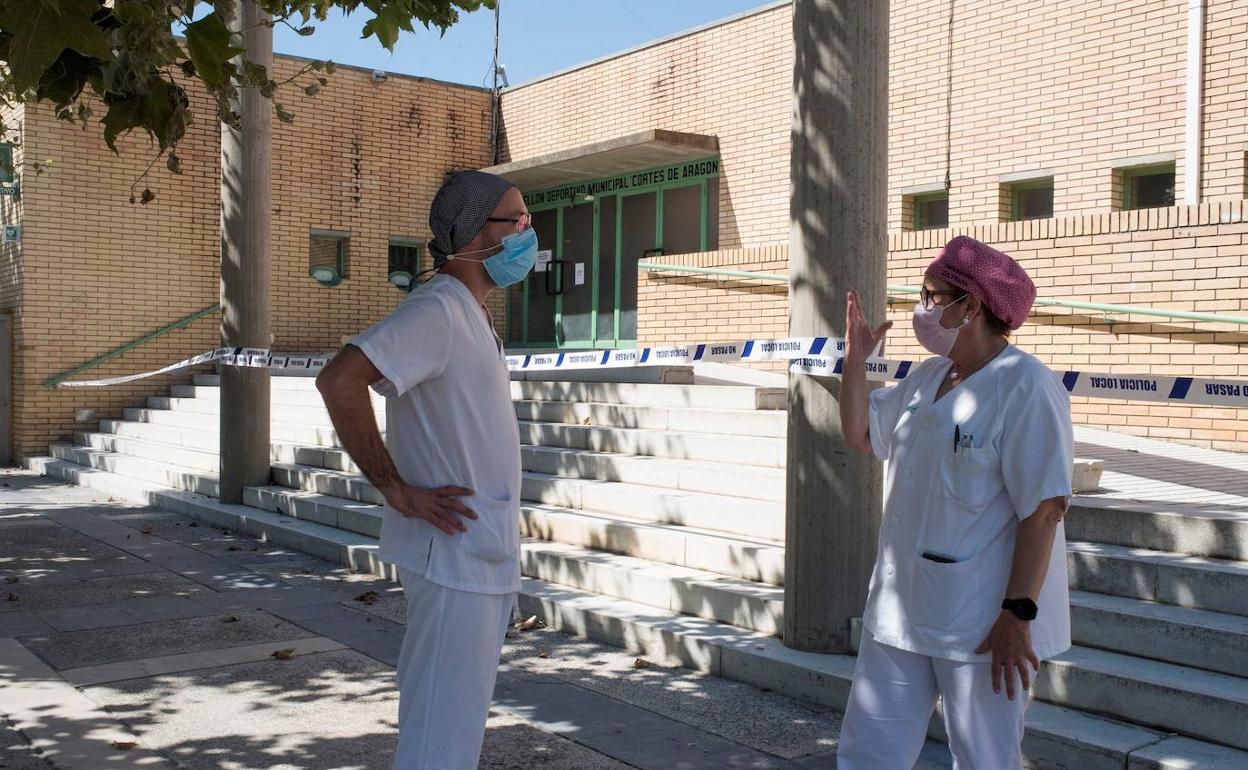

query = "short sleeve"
[349, 293, 454, 398]
[868, 382, 909, 461]
[1000, 371, 1074, 520]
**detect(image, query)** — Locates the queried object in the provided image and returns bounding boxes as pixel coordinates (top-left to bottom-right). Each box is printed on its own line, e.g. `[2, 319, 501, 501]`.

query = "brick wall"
[638, 203, 1248, 450]
[497, 3, 793, 251]
[12, 62, 492, 459]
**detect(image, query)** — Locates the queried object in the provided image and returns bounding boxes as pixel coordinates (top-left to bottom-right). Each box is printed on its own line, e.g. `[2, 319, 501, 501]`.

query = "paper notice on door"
[534, 249, 552, 273]
[575, 263, 586, 286]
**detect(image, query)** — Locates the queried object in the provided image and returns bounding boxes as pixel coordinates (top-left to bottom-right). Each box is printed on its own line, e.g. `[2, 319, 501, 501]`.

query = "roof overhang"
[481, 130, 719, 191]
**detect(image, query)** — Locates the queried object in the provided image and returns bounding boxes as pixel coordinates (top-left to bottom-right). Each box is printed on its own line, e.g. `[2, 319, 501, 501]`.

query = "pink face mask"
[912, 295, 968, 358]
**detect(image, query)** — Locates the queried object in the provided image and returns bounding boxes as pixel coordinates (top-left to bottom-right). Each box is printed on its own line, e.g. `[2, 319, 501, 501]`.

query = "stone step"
[49, 443, 219, 498]
[521, 540, 784, 635]
[268, 461, 1248, 614]
[512, 399, 788, 438]
[102, 417, 344, 453]
[269, 460, 785, 543]
[521, 471, 785, 541]
[174, 383, 789, 437]
[510, 381, 787, 411]
[521, 445, 784, 502]
[25, 457, 169, 504]
[1067, 541, 1248, 618]
[28, 455, 1248, 769]
[1069, 591, 1248, 678]
[251, 484, 785, 585]
[247, 482, 783, 634]
[1035, 645, 1248, 751]
[77, 431, 220, 473]
[191, 373, 786, 410]
[518, 420, 786, 468]
[265, 441, 786, 505]
[146, 395, 384, 426]
[99, 418, 221, 451]
[48, 431, 1248, 620]
[1067, 497, 1248, 562]
[248, 475, 1248, 659]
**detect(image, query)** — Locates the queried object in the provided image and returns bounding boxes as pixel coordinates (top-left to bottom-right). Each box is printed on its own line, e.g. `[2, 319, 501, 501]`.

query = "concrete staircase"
[29, 373, 1248, 769]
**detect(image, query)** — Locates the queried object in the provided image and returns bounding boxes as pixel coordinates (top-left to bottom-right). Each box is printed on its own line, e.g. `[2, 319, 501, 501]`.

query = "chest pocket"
[939, 443, 1003, 512]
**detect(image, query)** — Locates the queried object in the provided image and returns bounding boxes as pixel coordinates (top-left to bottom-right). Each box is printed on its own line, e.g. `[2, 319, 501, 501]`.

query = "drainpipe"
[1184, 0, 1205, 205]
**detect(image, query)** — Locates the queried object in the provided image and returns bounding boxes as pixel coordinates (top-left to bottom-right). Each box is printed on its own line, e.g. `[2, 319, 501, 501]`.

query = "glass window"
[309, 232, 348, 286]
[1009, 180, 1054, 221]
[910, 193, 948, 230]
[662, 183, 702, 256]
[387, 238, 424, 289]
[1122, 166, 1176, 210]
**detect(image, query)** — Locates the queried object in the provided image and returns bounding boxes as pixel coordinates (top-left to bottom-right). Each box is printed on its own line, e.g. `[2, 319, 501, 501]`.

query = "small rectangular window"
[309, 231, 348, 287]
[909, 192, 949, 230]
[1007, 179, 1054, 221]
[388, 237, 425, 290]
[1122, 165, 1175, 210]
[0, 144, 13, 184]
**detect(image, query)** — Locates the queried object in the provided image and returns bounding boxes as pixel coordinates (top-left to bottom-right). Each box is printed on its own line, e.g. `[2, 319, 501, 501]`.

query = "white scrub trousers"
[836, 635, 1030, 770]
[394, 569, 515, 770]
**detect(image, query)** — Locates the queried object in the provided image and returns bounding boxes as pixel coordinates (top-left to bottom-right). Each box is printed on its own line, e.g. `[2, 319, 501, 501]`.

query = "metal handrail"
[638, 261, 1248, 327]
[44, 304, 222, 387]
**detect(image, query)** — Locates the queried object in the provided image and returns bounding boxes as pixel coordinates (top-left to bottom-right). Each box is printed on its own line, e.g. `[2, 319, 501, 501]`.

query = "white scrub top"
[350, 274, 522, 595]
[863, 344, 1073, 662]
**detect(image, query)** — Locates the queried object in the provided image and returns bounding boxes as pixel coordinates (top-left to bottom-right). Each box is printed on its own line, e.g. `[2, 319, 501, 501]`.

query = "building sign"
[2, 225, 20, 243]
[523, 157, 720, 207]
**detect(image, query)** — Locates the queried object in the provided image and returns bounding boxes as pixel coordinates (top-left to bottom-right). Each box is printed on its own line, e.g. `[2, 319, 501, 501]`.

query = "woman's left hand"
[975, 612, 1041, 700]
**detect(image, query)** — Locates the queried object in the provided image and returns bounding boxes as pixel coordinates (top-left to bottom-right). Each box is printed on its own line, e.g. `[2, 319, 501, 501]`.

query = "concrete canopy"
[482, 130, 719, 191]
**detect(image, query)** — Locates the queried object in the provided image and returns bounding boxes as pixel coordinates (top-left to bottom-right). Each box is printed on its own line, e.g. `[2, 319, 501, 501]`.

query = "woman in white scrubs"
[835, 236, 1074, 769]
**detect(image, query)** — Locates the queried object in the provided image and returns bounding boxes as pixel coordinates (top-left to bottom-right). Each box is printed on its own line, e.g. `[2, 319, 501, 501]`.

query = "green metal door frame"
[508, 157, 721, 350]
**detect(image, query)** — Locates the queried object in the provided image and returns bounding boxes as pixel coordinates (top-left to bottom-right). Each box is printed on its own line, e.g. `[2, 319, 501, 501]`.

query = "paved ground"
[0, 468, 952, 770]
[1077, 424, 1248, 509]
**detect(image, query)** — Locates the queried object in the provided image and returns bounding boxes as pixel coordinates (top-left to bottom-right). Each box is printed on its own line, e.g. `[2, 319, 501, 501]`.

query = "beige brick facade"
[7, 0, 1248, 458]
[8, 64, 492, 459]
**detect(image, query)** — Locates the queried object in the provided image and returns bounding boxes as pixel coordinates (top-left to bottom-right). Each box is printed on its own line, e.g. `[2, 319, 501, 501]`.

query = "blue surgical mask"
[483, 227, 538, 287]
[451, 227, 538, 287]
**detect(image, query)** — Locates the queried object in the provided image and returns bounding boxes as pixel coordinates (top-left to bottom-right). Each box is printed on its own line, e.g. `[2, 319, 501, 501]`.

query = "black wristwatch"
[1002, 597, 1038, 621]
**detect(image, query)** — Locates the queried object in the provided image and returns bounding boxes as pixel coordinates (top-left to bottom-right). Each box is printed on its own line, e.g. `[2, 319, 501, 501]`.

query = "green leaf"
[35, 49, 93, 107]
[184, 12, 239, 91]
[274, 102, 294, 123]
[100, 76, 187, 152]
[0, 0, 112, 93]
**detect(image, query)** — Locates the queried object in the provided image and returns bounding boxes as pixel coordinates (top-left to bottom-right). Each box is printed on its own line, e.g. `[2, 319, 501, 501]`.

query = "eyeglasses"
[919, 287, 966, 310]
[486, 213, 532, 229]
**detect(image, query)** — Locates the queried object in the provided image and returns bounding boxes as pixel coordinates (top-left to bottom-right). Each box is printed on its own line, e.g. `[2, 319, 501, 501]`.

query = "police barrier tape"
[52, 338, 1248, 409]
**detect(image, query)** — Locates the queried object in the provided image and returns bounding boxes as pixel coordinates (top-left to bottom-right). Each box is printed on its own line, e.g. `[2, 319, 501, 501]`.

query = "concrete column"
[785, 0, 890, 653]
[219, 0, 273, 503]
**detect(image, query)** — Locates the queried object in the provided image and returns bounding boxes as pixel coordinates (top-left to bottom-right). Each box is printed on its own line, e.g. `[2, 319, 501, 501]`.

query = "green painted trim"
[554, 207, 565, 346]
[699, 179, 709, 252]
[637, 262, 788, 282]
[521, 156, 721, 208]
[614, 194, 623, 348]
[44, 304, 222, 387]
[589, 196, 601, 344]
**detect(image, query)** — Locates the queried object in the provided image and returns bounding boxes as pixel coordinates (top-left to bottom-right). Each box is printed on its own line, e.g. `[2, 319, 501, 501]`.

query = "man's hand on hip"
[380, 483, 478, 534]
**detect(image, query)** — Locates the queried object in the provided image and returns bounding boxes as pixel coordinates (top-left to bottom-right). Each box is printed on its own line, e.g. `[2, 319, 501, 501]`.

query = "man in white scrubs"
[317, 171, 536, 769]
[835, 236, 1074, 769]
